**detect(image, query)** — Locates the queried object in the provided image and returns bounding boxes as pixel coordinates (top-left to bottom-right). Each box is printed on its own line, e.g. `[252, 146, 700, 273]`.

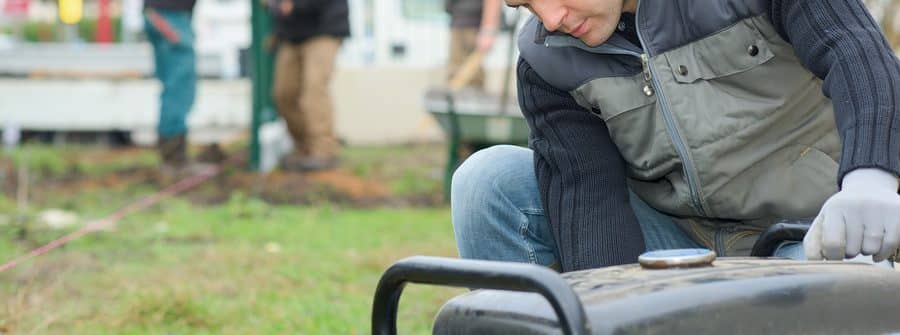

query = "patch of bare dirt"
[205, 169, 390, 206]
[3, 145, 445, 208]
[305, 170, 390, 199]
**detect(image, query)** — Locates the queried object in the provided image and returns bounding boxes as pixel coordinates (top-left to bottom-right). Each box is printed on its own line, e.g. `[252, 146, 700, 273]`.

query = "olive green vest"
[519, 2, 842, 254]
[565, 16, 839, 226]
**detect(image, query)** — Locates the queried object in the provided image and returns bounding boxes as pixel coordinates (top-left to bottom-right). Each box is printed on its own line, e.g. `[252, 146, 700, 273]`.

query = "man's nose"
[532, 3, 566, 32]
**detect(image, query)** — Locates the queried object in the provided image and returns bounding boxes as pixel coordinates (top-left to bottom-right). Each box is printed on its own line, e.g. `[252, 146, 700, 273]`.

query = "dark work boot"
[158, 134, 188, 167]
[196, 143, 226, 164]
[156, 134, 188, 185]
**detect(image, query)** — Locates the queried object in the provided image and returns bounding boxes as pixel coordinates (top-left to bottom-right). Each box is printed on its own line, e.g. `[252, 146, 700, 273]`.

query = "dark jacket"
[445, 0, 483, 28]
[518, 0, 900, 272]
[273, 0, 350, 43]
[144, 0, 195, 12]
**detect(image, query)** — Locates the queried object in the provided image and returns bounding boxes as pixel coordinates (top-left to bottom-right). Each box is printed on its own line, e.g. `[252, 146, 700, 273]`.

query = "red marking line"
[0, 157, 240, 274]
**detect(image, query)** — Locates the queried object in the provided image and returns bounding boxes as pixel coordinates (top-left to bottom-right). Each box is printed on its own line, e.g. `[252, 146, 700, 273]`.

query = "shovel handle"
[448, 51, 486, 91]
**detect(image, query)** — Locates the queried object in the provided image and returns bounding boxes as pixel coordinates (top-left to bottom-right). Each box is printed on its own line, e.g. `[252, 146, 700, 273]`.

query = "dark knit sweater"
[772, 0, 900, 183]
[445, 0, 484, 28]
[271, 0, 350, 43]
[520, 0, 900, 272]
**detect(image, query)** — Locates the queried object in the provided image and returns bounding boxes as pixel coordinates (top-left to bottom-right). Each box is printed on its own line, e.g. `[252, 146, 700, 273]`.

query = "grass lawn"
[0, 143, 464, 334]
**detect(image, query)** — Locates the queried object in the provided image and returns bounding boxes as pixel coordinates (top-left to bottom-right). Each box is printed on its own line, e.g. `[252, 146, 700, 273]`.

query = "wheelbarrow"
[427, 11, 529, 200]
[372, 223, 900, 334]
[425, 88, 530, 201]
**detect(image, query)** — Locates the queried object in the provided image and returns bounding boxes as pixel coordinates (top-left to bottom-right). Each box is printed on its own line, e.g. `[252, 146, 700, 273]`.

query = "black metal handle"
[371, 256, 589, 335]
[750, 223, 811, 257]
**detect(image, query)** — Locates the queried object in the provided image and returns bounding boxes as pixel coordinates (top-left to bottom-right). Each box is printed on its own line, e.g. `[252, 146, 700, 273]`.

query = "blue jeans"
[451, 145, 805, 268]
[144, 9, 196, 138]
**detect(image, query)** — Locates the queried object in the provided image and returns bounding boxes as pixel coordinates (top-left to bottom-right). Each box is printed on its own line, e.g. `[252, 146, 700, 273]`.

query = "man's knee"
[452, 145, 530, 203]
[451, 145, 536, 242]
[451, 145, 547, 262]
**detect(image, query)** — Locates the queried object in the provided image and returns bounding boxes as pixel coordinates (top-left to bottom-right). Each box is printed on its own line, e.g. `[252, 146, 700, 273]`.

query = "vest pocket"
[574, 74, 675, 175]
[763, 145, 838, 219]
[664, 17, 775, 84]
[578, 73, 656, 122]
[707, 144, 838, 221]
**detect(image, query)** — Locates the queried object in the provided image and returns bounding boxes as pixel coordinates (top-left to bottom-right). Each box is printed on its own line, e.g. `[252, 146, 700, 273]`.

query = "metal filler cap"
[638, 248, 717, 269]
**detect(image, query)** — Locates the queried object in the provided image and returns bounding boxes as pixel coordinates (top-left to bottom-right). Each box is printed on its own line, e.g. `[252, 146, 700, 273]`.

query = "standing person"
[452, 0, 900, 272]
[143, 0, 197, 173]
[886, 0, 900, 50]
[270, 0, 349, 172]
[445, 0, 503, 89]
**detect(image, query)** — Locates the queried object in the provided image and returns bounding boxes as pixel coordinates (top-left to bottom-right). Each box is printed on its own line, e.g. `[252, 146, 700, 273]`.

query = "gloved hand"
[804, 168, 900, 262]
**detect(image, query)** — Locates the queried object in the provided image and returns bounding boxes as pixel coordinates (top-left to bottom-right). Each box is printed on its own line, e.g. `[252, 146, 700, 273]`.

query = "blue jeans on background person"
[144, 9, 196, 139]
[451, 145, 805, 269]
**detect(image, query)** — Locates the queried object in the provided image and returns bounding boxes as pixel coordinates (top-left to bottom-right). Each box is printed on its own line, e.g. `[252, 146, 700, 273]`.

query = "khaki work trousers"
[447, 27, 485, 89]
[887, 1, 900, 50]
[273, 36, 341, 158]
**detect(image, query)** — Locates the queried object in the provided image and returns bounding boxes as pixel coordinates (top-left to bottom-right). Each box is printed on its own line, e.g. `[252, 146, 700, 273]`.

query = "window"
[402, 0, 447, 21]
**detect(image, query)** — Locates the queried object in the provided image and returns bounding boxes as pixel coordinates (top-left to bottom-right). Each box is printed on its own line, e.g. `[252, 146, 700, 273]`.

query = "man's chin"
[580, 36, 605, 47]
[581, 39, 601, 47]
[579, 32, 613, 47]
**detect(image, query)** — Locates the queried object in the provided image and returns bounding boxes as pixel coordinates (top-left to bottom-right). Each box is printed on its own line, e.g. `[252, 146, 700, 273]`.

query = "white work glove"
[804, 168, 900, 262]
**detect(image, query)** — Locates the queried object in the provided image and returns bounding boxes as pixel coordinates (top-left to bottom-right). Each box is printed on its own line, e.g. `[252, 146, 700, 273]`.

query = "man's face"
[507, 0, 628, 47]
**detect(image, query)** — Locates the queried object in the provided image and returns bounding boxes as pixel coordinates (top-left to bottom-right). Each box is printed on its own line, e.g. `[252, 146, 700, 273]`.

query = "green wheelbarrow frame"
[425, 89, 530, 200]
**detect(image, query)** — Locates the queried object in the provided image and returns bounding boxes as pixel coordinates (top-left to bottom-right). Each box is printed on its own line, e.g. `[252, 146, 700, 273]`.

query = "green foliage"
[341, 144, 443, 198]
[21, 20, 58, 42]
[4, 145, 69, 176]
[3, 144, 157, 185]
[0, 198, 458, 334]
[119, 289, 223, 331]
[74, 150, 157, 177]
[225, 191, 271, 219]
[390, 169, 442, 197]
[18, 17, 123, 43]
[0, 143, 456, 334]
[76, 16, 123, 43]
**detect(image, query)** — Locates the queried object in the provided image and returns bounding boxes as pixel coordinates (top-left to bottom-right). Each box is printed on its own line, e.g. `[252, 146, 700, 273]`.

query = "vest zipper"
[543, 38, 652, 98]
[542, 15, 710, 217]
[634, 1, 710, 217]
[639, 54, 654, 97]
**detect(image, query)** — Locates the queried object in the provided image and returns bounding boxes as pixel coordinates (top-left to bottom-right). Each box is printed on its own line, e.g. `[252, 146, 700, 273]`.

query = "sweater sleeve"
[517, 58, 646, 272]
[771, 0, 900, 183]
[290, 0, 321, 11]
[267, 0, 320, 17]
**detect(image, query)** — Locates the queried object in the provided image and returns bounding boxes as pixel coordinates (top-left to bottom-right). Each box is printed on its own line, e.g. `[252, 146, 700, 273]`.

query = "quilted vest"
[519, 0, 840, 226]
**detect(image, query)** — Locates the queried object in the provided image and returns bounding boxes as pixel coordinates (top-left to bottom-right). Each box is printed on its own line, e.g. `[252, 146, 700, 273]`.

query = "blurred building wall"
[0, 0, 522, 146]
